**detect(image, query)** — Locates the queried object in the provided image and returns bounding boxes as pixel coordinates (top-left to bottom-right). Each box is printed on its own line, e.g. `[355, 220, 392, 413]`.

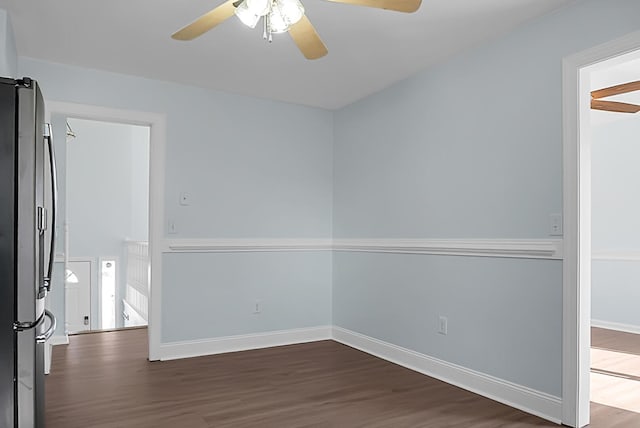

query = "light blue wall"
[19, 57, 334, 342]
[130, 126, 150, 242]
[592, 118, 640, 251]
[332, 0, 640, 397]
[0, 9, 17, 78]
[333, 253, 562, 395]
[19, 58, 334, 239]
[162, 252, 331, 341]
[592, 117, 640, 327]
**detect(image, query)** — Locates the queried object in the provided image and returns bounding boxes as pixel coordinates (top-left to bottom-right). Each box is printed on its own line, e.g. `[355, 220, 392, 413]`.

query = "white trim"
[333, 239, 562, 259]
[163, 238, 333, 253]
[159, 326, 332, 361]
[562, 29, 640, 428]
[591, 320, 640, 335]
[162, 238, 563, 259]
[332, 327, 562, 424]
[591, 251, 640, 262]
[46, 101, 165, 361]
[47, 335, 69, 346]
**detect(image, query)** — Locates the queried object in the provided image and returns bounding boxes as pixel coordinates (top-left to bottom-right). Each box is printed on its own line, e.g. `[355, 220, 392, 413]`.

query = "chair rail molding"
[333, 238, 563, 259]
[163, 238, 333, 253]
[591, 250, 640, 262]
[162, 238, 563, 260]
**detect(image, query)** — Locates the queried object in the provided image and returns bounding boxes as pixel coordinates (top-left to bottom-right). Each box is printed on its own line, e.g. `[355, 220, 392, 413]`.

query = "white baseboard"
[159, 326, 332, 361]
[331, 326, 562, 425]
[592, 319, 640, 335]
[48, 335, 69, 346]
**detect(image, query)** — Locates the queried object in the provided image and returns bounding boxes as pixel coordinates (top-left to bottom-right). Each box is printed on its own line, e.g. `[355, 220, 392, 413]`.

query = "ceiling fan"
[171, 0, 422, 60]
[591, 80, 640, 113]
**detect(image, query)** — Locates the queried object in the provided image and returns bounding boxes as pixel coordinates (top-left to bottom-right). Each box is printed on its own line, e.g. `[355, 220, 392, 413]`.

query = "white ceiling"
[2, 0, 575, 109]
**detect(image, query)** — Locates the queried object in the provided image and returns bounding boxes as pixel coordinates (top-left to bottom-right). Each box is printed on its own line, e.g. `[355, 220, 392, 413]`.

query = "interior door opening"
[587, 50, 640, 419]
[565, 37, 640, 427]
[59, 117, 150, 335]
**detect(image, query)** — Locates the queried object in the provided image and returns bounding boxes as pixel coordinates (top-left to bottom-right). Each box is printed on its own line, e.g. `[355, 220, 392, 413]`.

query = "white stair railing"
[124, 240, 149, 323]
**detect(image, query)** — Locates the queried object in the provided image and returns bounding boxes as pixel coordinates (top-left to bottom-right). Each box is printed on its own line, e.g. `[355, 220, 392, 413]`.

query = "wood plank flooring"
[46, 328, 640, 427]
[590, 327, 640, 426]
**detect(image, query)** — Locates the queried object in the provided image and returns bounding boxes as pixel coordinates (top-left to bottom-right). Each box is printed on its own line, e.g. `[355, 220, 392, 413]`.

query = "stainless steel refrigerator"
[1, 77, 58, 428]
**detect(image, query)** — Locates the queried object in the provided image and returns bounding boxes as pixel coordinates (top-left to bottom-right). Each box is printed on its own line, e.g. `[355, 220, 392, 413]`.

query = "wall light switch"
[438, 316, 448, 335]
[549, 213, 563, 236]
[179, 192, 191, 206]
[168, 219, 177, 234]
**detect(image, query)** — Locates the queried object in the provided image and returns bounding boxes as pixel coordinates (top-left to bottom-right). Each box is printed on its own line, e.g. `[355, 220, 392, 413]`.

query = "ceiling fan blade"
[172, 0, 237, 41]
[591, 99, 640, 114]
[289, 16, 328, 60]
[325, 0, 421, 13]
[591, 80, 640, 100]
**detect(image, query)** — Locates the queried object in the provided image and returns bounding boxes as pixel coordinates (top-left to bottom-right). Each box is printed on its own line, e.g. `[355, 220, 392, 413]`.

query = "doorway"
[562, 30, 640, 428]
[64, 117, 150, 333]
[588, 52, 640, 419]
[46, 102, 165, 361]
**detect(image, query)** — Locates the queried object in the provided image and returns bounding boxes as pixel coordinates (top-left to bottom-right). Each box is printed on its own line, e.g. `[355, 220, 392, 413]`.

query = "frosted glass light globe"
[268, 8, 289, 33]
[234, 0, 260, 28]
[276, 0, 304, 25]
[246, 0, 271, 16]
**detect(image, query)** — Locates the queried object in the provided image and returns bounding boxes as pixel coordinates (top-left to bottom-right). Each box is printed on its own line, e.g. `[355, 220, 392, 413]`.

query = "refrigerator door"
[16, 80, 46, 326]
[15, 80, 50, 428]
[0, 78, 18, 428]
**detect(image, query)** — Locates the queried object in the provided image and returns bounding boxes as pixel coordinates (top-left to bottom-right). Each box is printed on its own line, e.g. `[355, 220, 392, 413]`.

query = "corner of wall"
[0, 9, 18, 78]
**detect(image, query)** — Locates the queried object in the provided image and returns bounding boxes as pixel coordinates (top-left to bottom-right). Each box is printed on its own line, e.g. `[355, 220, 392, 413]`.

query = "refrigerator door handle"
[43, 123, 57, 292]
[36, 310, 57, 343]
[13, 312, 45, 332]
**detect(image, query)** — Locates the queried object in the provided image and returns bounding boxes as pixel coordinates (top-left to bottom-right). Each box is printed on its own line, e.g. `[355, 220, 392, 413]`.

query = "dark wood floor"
[46, 328, 640, 427]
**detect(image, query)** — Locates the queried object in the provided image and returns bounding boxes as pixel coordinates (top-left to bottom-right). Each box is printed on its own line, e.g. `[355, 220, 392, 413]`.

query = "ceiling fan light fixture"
[267, 8, 290, 33]
[234, 0, 261, 28]
[275, 0, 305, 26]
[246, 0, 271, 16]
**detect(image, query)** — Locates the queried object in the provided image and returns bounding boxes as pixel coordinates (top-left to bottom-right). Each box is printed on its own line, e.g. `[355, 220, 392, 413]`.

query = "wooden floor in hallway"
[46, 328, 639, 427]
[591, 326, 640, 425]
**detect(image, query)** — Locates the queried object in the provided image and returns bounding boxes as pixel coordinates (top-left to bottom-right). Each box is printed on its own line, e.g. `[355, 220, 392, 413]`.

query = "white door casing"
[562, 30, 640, 428]
[45, 101, 166, 361]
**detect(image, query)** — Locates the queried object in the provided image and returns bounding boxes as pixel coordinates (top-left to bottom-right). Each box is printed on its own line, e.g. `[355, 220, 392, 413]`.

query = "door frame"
[45, 101, 165, 361]
[561, 29, 640, 428]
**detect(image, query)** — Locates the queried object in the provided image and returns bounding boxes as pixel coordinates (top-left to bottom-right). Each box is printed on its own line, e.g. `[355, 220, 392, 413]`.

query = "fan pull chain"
[263, 16, 267, 40]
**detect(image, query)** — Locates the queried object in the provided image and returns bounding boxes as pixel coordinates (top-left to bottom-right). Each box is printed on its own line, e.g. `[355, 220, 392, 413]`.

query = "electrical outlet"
[438, 316, 448, 335]
[253, 300, 261, 314]
[179, 192, 191, 206]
